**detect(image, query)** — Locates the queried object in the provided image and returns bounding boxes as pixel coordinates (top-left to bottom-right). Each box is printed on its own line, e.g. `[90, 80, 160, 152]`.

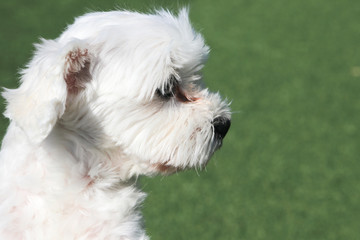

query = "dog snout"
[212, 117, 231, 139]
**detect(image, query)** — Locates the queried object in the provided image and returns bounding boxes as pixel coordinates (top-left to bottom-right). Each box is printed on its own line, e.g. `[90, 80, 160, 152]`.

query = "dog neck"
[0, 123, 148, 239]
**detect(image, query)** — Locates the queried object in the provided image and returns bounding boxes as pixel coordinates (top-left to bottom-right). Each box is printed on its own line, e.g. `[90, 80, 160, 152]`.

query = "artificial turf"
[1, 0, 359, 239]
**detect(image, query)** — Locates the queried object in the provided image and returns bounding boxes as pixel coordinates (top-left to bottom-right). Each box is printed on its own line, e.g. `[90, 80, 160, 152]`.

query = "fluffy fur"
[0, 9, 231, 239]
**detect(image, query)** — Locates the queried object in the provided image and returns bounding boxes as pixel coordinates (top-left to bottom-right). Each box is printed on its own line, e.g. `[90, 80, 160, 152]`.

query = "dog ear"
[2, 39, 91, 144]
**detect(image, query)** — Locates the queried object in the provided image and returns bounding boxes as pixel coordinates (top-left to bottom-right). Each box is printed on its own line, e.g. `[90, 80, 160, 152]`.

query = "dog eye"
[156, 75, 178, 100]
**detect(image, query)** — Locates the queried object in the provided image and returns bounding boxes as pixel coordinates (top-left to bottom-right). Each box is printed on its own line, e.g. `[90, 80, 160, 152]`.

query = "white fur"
[0, 9, 231, 239]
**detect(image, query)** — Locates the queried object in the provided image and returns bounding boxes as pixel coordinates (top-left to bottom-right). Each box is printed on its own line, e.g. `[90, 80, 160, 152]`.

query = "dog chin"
[154, 162, 182, 174]
[154, 139, 224, 175]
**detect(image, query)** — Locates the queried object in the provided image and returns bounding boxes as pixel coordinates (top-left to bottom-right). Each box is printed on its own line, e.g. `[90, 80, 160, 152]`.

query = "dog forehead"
[64, 11, 207, 58]
[59, 10, 192, 45]
[59, 10, 209, 100]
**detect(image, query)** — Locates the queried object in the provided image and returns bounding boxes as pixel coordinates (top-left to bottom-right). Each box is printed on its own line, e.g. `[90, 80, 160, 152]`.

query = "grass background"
[1, 0, 360, 239]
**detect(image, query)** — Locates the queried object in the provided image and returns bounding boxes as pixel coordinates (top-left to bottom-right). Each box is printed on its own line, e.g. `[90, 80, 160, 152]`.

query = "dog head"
[3, 9, 231, 177]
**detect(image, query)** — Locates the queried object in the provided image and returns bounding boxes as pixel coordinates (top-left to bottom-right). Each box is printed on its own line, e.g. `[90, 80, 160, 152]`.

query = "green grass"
[1, 0, 360, 239]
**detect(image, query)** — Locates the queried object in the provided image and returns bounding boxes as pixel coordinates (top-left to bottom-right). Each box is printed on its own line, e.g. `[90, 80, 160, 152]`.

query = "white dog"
[0, 8, 231, 239]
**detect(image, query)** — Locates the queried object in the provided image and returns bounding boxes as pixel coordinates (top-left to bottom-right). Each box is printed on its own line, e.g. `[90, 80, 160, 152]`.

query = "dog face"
[3, 9, 231, 177]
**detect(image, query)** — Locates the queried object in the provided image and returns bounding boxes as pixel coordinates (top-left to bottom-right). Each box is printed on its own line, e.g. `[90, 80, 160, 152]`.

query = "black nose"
[212, 117, 231, 139]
